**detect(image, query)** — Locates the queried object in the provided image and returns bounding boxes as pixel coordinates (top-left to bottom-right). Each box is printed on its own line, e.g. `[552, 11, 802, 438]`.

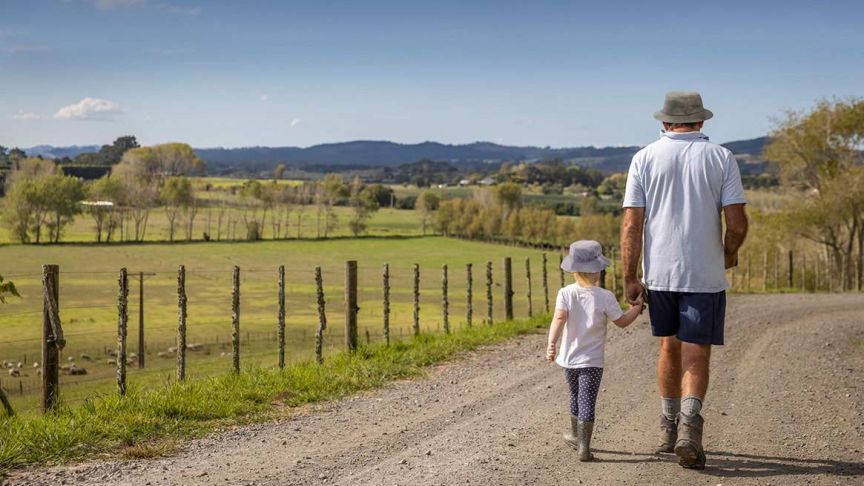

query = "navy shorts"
[646, 290, 726, 345]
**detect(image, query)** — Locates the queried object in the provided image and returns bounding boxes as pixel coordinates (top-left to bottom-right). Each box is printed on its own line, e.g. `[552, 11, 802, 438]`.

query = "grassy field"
[0, 206, 426, 244]
[0, 237, 557, 415]
[0, 314, 548, 474]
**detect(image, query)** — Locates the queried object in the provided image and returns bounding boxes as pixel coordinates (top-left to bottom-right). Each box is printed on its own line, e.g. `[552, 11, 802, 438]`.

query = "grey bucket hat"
[561, 240, 610, 273]
[653, 91, 713, 123]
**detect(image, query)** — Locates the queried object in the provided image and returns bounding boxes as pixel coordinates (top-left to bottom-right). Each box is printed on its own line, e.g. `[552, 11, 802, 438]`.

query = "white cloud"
[290, 118, 302, 127]
[12, 110, 42, 120]
[260, 94, 269, 102]
[54, 97, 125, 121]
[80, 0, 200, 15]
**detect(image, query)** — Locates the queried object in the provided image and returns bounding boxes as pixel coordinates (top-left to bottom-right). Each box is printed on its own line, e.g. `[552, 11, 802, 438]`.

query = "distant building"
[478, 177, 496, 186]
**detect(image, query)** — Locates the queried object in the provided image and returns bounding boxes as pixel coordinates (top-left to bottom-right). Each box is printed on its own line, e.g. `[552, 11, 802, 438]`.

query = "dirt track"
[7, 293, 864, 485]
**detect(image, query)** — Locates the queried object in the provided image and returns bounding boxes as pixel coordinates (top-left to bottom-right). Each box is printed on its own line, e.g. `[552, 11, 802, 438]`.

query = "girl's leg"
[562, 368, 580, 417]
[576, 367, 604, 421]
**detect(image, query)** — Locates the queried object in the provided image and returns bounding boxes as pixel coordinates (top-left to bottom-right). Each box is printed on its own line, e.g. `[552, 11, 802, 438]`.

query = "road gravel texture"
[6, 294, 864, 485]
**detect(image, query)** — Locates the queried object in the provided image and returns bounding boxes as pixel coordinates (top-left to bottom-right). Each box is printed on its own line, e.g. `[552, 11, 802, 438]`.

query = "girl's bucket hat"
[561, 240, 610, 273]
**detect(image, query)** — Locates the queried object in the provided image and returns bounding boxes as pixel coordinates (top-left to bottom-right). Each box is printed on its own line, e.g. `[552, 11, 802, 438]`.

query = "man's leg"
[674, 291, 723, 470]
[656, 336, 682, 452]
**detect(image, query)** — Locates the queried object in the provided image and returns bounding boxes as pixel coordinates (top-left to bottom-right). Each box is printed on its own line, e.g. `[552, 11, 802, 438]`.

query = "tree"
[42, 174, 86, 242]
[0, 274, 19, 304]
[579, 195, 599, 216]
[764, 98, 864, 289]
[596, 173, 628, 200]
[161, 176, 195, 242]
[416, 190, 441, 235]
[273, 163, 287, 180]
[87, 175, 124, 242]
[348, 178, 380, 236]
[494, 182, 523, 215]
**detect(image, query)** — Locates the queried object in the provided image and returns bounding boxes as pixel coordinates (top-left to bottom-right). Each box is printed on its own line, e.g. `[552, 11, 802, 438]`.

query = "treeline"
[2, 143, 204, 243]
[435, 182, 620, 248]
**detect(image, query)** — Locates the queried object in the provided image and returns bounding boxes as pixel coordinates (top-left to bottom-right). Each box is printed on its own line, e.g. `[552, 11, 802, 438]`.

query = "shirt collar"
[660, 131, 709, 141]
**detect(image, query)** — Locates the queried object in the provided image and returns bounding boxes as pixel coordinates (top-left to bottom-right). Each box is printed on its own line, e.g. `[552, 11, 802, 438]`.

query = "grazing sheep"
[106, 359, 116, 365]
[32, 362, 40, 368]
[106, 349, 118, 358]
[128, 352, 137, 359]
[187, 343, 204, 351]
[16, 362, 22, 369]
[167, 346, 178, 354]
[62, 365, 87, 376]
[8, 368, 20, 378]
[80, 353, 92, 361]
[157, 352, 170, 358]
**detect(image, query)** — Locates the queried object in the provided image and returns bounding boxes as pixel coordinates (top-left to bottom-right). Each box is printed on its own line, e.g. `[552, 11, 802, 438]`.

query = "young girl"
[546, 240, 644, 461]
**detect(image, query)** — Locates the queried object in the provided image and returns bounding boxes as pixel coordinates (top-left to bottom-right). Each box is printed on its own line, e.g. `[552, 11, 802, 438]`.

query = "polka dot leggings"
[563, 367, 604, 422]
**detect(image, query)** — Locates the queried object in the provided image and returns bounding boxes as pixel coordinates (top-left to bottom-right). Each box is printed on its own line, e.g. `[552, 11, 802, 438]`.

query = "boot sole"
[674, 442, 706, 470]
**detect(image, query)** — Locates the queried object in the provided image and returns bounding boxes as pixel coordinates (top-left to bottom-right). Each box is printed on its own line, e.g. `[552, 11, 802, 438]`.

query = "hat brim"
[653, 108, 713, 123]
[560, 254, 610, 274]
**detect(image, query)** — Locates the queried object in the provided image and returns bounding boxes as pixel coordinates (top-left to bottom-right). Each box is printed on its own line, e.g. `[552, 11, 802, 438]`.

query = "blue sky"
[1, 0, 862, 148]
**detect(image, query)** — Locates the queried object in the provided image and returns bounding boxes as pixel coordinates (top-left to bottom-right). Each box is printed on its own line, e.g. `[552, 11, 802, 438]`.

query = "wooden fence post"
[503, 257, 513, 321]
[525, 257, 533, 318]
[232, 266, 240, 373]
[466, 263, 473, 327]
[41, 264, 63, 413]
[117, 268, 129, 395]
[413, 264, 421, 336]
[0, 385, 13, 417]
[345, 261, 358, 351]
[278, 265, 286, 369]
[383, 263, 390, 346]
[787, 250, 794, 289]
[138, 272, 146, 369]
[485, 261, 493, 325]
[542, 253, 550, 313]
[314, 266, 327, 364]
[177, 265, 187, 381]
[559, 254, 565, 289]
[442, 264, 449, 334]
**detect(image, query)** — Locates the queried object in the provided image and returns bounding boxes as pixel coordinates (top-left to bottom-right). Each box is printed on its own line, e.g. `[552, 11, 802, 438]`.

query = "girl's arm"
[612, 301, 644, 328]
[546, 309, 568, 362]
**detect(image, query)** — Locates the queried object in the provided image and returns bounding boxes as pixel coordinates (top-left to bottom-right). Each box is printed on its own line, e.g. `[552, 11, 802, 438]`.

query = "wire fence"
[1, 244, 860, 415]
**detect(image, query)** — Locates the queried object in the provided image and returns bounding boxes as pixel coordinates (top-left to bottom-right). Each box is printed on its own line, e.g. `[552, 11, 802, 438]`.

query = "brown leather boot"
[655, 415, 678, 453]
[675, 413, 706, 469]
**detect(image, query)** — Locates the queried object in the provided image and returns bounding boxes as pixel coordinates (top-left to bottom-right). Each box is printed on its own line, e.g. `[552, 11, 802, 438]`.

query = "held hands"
[546, 342, 557, 362]
[624, 279, 647, 306]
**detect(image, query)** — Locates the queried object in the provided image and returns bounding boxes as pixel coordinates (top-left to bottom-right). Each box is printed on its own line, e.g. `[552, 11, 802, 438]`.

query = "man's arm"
[620, 207, 645, 304]
[723, 204, 748, 268]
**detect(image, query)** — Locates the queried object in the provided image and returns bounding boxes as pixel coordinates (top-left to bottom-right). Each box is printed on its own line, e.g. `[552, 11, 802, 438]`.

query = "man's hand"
[724, 251, 738, 269]
[625, 279, 646, 305]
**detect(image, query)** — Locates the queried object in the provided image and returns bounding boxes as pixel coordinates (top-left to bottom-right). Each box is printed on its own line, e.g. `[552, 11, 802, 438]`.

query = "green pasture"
[0, 237, 557, 414]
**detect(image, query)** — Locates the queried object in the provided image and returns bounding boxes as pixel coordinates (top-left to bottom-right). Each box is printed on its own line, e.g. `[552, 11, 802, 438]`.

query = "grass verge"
[0, 315, 547, 476]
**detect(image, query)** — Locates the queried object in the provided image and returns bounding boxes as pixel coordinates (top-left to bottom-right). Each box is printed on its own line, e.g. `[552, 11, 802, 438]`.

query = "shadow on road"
[593, 449, 864, 479]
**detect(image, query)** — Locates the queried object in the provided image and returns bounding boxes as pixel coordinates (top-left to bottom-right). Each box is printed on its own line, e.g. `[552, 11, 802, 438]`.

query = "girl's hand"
[546, 342, 557, 362]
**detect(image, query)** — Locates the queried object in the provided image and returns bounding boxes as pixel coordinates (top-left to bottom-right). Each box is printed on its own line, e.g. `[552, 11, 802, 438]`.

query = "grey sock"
[681, 395, 703, 418]
[661, 397, 680, 421]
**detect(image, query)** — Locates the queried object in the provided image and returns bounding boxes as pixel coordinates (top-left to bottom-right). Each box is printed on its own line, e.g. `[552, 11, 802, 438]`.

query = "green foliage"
[494, 182, 523, 212]
[0, 274, 19, 304]
[415, 190, 441, 235]
[0, 315, 546, 473]
[596, 173, 628, 200]
[764, 98, 864, 287]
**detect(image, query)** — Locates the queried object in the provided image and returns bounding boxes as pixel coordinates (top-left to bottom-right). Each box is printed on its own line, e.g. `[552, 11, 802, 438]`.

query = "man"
[620, 91, 749, 470]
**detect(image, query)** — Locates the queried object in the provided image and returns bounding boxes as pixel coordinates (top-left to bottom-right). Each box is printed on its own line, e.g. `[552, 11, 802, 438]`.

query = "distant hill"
[23, 136, 769, 174]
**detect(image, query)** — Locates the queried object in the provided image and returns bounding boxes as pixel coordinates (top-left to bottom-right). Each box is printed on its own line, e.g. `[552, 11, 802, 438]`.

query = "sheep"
[157, 352, 170, 358]
[8, 368, 20, 378]
[106, 359, 116, 365]
[67, 356, 74, 362]
[32, 362, 40, 368]
[187, 343, 204, 351]
[79, 353, 92, 361]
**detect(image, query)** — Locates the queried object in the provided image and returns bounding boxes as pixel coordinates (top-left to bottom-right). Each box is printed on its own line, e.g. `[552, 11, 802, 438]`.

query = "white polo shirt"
[623, 131, 747, 293]
[554, 283, 624, 369]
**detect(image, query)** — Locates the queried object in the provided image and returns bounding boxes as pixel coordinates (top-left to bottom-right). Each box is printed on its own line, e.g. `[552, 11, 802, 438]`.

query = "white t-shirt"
[623, 131, 747, 293]
[554, 283, 624, 369]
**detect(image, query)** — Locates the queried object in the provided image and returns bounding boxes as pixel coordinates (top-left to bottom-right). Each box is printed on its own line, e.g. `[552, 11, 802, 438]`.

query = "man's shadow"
[593, 449, 864, 479]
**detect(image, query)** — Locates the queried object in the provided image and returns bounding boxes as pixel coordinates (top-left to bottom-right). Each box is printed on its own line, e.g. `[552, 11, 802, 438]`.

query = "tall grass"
[0, 315, 546, 475]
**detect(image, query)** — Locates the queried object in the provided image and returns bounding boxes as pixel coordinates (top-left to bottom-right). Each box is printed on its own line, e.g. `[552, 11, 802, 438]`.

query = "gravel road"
[6, 293, 864, 485]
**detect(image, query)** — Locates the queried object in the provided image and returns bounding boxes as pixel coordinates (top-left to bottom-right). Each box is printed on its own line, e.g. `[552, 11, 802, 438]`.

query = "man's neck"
[668, 127, 700, 133]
